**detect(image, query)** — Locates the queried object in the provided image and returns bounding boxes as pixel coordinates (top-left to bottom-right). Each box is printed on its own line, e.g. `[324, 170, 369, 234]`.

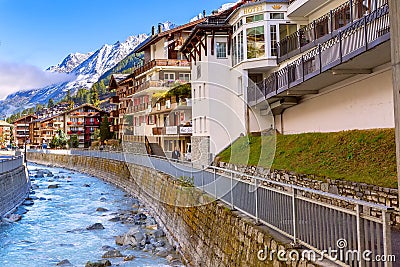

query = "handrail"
[278, 0, 388, 62]
[259, 3, 390, 98]
[144, 136, 153, 155]
[28, 148, 395, 266]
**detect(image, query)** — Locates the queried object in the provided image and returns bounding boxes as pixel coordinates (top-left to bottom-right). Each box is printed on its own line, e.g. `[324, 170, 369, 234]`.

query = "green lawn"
[218, 129, 398, 188]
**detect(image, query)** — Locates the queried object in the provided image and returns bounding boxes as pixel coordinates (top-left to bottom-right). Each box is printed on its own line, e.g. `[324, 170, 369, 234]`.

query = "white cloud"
[0, 61, 75, 100]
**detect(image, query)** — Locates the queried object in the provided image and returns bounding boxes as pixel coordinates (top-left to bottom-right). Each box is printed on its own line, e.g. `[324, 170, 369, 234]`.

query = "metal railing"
[259, 3, 390, 98]
[0, 156, 24, 173]
[278, 0, 388, 63]
[133, 59, 190, 78]
[28, 149, 395, 266]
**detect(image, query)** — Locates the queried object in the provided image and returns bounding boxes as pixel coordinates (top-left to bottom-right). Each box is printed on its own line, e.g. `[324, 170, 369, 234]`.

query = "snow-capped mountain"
[47, 52, 93, 73]
[0, 20, 185, 117]
[0, 33, 149, 117]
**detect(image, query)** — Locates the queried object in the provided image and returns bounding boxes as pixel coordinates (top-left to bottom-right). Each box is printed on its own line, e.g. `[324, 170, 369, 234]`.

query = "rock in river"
[102, 250, 124, 258]
[85, 260, 111, 267]
[48, 184, 59, 189]
[96, 207, 109, 212]
[56, 259, 73, 266]
[86, 223, 105, 230]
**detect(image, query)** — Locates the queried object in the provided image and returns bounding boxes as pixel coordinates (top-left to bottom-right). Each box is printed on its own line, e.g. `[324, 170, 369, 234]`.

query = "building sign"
[166, 126, 178, 135]
[243, 5, 264, 15]
[179, 127, 193, 135]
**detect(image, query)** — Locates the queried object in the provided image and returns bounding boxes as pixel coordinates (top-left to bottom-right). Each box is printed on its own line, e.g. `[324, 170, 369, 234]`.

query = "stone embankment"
[28, 152, 317, 267]
[0, 157, 30, 219]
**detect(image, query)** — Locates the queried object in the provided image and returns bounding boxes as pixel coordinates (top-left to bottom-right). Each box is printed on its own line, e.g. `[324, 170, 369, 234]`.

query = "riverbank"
[0, 163, 180, 267]
[0, 156, 30, 219]
[27, 152, 316, 267]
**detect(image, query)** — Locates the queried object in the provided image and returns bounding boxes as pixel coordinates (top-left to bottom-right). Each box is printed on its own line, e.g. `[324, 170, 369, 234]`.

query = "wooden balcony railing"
[134, 80, 188, 94]
[110, 110, 119, 118]
[133, 59, 189, 77]
[258, 3, 389, 100]
[278, 0, 388, 63]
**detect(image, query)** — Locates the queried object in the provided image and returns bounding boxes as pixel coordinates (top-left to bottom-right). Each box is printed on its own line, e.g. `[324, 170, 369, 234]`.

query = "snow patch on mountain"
[47, 52, 93, 73]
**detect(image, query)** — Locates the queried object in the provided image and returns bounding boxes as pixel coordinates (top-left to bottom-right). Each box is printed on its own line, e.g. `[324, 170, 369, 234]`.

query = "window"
[166, 100, 171, 109]
[270, 13, 284, 19]
[233, 31, 244, 65]
[197, 64, 201, 79]
[233, 19, 243, 32]
[148, 115, 155, 125]
[198, 86, 202, 99]
[164, 73, 175, 81]
[179, 73, 191, 82]
[216, 42, 227, 58]
[156, 103, 161, 110]
[270, 25, 277, 57]
[247, 26, 265, 59]
[238, 77, 243, 95]
[246, 14, 264, 23]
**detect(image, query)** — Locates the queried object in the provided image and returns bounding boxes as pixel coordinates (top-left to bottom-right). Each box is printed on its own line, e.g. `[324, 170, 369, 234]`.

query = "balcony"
[110, 96, 120, 104]
[152, 126, 193, 136]
[110, 110, 119, 118]
[134, 80, 188, 94]
[133, 59, 190, 78]
[110, 125, 119, 132]
[152, 127, 163, 135]
[85, 121, 100, 126]
[279, 0, 388, 63]
[257, 3, 390, 114]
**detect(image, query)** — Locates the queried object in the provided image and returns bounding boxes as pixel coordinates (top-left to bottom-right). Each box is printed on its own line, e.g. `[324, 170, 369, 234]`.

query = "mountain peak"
[47, 52, 93, 74]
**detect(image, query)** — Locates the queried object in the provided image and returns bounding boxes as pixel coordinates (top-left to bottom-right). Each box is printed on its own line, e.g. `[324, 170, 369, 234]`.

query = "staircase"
[144, 136, 166, 157]
[149, 143, 166, 157]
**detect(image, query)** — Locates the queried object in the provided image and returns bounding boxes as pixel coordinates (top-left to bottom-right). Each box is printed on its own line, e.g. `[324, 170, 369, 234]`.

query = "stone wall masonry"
[218, 162, 400, 226]
[0, 165, 30, 217]
[27, 152, 318, 267]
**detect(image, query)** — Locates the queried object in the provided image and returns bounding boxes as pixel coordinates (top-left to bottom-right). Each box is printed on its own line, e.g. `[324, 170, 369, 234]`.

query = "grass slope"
[218, 129, 397, 188]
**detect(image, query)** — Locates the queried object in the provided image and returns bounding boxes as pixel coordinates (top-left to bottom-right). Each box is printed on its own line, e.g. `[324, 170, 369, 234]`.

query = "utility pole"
[389, 0, 400, 208]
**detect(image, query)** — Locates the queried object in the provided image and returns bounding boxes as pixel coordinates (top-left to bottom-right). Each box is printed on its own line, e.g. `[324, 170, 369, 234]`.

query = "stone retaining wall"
[0, 165, 30, 217]
[27, 152, 317, 267]
[218, 162, 400, 226]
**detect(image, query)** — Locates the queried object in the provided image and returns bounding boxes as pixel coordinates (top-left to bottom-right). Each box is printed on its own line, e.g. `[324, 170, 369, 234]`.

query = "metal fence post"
[292, 188, 298, 245]
[230, 172, 234, 209]
[356, 204, 365, 266]
[382, 210, 393, 267]
[201, 166, 205, 193]
[214, 168, 217, 198]
[255, 178, 259, 224]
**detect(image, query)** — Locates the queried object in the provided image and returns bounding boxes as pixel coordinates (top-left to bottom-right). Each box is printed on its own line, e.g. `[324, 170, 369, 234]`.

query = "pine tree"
[48, 98, 55, 109]
[90, 87, 100, 107]
[99, 115, 112, 142]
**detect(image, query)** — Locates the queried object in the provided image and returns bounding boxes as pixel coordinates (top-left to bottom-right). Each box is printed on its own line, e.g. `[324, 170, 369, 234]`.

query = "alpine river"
[0, 163, 174, 267]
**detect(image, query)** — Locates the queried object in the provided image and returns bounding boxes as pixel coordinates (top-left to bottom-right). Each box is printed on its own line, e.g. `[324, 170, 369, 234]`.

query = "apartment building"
[0, 120, 13, 148]
[28, 104, 106, 148]
[108, 74, 134, 139]
[108, 20, 203, 157]
[13, 115, 37, 148]
[182, 0, 392, 165]
[29, 115, 64, 147]
[150, 85, 192, 158]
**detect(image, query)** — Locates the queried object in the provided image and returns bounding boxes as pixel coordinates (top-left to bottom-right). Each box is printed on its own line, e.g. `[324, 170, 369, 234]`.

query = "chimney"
[203, 10, 206, 18]
[158, 24, 163, 34]
[152, 26, 155, 36]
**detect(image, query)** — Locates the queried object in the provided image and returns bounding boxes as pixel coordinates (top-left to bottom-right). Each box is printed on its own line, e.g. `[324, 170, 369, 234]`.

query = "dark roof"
[133, 18, 206, 53]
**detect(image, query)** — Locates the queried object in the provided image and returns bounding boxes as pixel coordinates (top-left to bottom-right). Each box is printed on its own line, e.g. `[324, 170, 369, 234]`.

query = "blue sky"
[0, 0, 230, 69]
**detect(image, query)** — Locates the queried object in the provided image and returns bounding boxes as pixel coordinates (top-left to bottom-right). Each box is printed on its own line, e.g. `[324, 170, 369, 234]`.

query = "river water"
[0, 163, 171, 267]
